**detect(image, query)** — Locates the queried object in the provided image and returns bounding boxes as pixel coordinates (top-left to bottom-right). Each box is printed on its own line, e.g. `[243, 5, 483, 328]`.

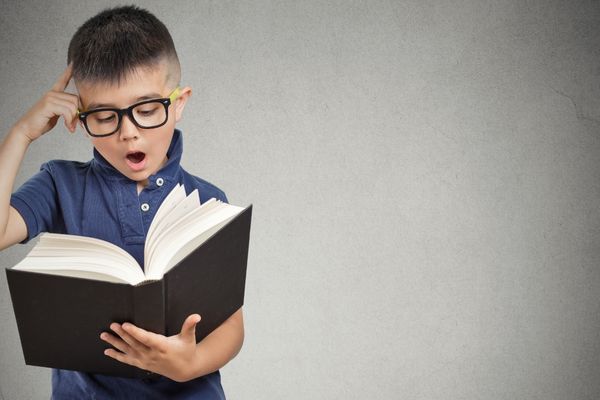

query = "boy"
[0, 5, 243, 399]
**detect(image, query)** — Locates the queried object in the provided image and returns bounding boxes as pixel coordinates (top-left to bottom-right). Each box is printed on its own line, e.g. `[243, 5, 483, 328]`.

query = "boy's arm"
[0, 65, 78, 250]
[101, 308, 245, 382]
[0, 129, 31, 249]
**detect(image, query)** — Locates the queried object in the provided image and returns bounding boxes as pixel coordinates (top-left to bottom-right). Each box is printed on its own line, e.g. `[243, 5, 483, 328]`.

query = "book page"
[144, 198, 221, 278]
[14, 258, 139, 284]
[145, 202, 245, 280]
[145, 189, 201, 265]
[13, 233, 145, 285]
[34, 234, 137, 267]
[145, 183, 186, 251]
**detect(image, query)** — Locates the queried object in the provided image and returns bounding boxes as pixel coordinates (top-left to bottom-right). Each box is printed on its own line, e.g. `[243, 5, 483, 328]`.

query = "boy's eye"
[134, 104, 160, 117]
[90, 112, 117, 124]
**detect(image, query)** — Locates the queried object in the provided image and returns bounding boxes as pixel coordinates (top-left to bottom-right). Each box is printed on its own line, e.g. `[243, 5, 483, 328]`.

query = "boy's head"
[67, 5, 180, 87]
[67, 5, 191, 189]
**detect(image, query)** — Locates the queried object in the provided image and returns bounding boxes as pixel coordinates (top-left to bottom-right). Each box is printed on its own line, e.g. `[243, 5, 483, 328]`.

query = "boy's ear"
[174, 86, 192, 122]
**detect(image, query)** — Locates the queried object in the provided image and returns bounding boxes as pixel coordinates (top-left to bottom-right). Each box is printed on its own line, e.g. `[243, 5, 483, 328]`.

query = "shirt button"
[141, 203, 150, 212]
[156, 177, 164, 187]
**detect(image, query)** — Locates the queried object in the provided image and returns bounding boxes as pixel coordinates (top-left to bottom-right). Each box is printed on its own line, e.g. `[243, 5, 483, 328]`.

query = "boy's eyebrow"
[86, 93, 163, 110]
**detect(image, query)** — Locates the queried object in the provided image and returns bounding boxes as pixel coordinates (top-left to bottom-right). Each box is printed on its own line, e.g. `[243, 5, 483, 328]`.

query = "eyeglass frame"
[77, 87, 181, 137]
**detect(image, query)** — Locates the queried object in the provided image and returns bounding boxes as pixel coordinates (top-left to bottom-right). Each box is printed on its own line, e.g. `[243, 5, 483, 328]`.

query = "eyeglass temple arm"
[169, 87, 181, 103]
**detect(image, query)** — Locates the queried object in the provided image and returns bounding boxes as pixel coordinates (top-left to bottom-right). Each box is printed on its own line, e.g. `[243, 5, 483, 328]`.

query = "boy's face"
[75, 61, 190, 187]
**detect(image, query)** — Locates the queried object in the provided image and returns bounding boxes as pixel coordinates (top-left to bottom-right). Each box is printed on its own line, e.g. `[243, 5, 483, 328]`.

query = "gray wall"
[1, 1, 599, 399]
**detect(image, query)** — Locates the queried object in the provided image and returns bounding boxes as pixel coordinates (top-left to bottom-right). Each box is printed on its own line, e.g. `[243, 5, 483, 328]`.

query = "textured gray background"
[1, 1, 599, 399]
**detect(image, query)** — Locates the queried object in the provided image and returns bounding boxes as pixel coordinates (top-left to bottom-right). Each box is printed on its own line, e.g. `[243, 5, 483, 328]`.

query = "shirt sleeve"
[10, 162, 64, 243]
[189, 174, 228, 204]
[216, 189, 228, 203]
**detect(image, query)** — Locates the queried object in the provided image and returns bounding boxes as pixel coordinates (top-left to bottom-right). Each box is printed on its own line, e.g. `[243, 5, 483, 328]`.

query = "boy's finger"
[122, 322, 163, 349]
[104, 348, 138, 368]
[100, 332, 130, 354]
[180, 314, 200, 342]
[51, 63, 73, 92]
[110, 323, 148, 352]
[55, 104, 78, 133]
[63, 118, 77, 133]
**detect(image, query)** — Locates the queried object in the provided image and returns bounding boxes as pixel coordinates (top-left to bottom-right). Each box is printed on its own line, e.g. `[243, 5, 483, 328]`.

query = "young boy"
[0, 5, 243, 399]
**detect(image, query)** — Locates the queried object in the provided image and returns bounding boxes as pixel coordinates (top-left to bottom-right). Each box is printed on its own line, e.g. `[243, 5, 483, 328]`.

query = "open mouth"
[126, 151, 146, 164]
[125, 151, 147, 172]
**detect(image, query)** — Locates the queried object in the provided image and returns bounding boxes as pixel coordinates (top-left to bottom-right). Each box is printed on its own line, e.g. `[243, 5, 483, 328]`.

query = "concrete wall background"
[0, 1, 599, 399]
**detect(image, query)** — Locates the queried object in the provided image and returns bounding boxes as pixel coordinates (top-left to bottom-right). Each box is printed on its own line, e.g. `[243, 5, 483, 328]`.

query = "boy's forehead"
[75, 64, 170, 106]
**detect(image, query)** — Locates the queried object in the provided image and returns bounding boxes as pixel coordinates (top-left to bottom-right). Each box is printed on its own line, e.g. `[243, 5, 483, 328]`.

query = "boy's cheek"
[175, 106, 184, 122]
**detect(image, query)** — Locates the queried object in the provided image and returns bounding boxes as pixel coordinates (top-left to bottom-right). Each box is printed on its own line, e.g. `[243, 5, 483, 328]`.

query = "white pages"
[13, 184, 244, 285]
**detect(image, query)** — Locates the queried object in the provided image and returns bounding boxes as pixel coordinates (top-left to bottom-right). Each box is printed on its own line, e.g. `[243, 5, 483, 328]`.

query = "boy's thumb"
[181, 314, 201, 341]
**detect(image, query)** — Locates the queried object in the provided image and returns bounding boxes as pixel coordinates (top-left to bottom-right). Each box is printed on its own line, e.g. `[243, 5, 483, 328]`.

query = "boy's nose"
[118, 114, 139, 141]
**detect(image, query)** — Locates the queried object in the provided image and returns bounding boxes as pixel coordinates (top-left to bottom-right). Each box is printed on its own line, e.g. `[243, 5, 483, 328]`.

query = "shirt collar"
[91, 129, 184, 181]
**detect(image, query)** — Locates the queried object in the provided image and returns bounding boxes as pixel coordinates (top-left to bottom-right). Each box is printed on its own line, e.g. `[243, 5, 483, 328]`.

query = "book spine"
[132, 279, 166, 335]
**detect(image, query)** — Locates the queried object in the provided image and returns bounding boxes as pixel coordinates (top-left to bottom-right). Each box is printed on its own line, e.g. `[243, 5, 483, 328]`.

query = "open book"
[6, 184, 252, 378]
[12, 184, 244, 284]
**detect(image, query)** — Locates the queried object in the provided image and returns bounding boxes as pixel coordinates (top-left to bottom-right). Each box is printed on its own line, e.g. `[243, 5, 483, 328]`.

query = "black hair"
[67, 5, 179, 85]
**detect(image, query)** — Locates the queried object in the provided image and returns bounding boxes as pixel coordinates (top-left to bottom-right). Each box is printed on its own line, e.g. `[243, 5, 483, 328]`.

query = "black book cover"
[5, 205, 252, 378]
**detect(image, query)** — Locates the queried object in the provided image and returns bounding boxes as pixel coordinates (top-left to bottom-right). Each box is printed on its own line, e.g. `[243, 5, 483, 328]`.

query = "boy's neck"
[137, 180, 148, 195]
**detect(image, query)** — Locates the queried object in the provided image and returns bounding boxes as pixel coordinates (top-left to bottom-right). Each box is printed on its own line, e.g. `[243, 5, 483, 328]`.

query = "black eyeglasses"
[77, 87, 181, 137]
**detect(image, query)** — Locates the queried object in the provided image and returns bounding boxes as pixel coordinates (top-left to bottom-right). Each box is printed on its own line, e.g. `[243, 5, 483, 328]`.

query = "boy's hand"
[100, 314, 202, 382]
[14, 64, 79, 143]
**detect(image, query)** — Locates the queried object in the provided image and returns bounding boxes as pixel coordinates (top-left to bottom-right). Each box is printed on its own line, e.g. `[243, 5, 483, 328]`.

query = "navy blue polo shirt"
[11, 129, 227, 399]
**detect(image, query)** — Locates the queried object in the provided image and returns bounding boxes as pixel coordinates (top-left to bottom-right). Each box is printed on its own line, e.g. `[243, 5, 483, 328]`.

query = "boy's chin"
[118, 168, 152, 184]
